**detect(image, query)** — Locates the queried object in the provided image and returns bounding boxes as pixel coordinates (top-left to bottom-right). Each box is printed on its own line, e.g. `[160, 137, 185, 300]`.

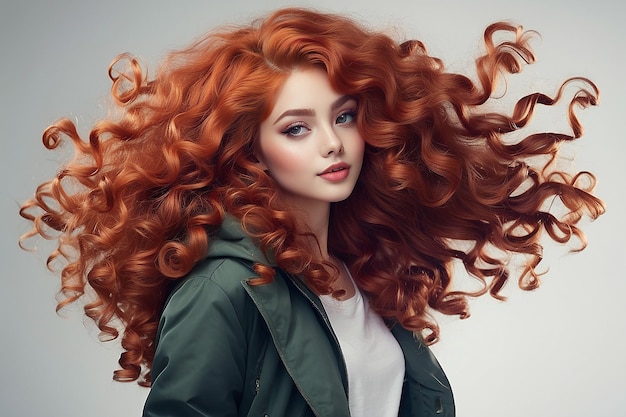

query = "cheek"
[260, 141, 309, 175]
[350, 134, 365, 164]
[356, 136, 365, 157]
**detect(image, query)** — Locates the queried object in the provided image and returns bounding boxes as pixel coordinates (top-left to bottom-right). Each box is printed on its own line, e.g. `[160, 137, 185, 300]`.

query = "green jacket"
[143, 218, 455, 417]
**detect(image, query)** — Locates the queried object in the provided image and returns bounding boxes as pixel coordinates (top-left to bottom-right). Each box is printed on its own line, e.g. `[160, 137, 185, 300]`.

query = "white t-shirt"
[320, 271, 405, 417]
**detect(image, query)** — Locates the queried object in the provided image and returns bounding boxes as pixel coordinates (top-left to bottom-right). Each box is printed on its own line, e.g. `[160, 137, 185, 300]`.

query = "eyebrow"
[273, 95, 356, 125]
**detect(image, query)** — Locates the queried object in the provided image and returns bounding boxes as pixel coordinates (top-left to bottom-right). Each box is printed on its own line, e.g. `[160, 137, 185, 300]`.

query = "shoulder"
[161, 257, 260, 329]
[179, 256, 258, 294]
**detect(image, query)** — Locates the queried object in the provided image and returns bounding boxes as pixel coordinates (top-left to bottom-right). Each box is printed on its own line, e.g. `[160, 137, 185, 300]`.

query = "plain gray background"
[2, 1, 623, 416]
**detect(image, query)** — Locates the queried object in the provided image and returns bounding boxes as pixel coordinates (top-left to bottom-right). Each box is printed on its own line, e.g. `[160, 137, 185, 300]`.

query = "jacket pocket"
[252, 336, 269, 396]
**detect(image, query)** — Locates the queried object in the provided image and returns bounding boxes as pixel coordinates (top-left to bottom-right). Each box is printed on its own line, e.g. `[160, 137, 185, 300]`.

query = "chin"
[328, 190, 356, 203]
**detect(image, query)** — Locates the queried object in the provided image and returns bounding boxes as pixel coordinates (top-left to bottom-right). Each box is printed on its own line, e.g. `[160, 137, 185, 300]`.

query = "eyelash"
[336, 110, 357, 125]
[281, 109, 357, 138]
[282, 123, 309, 137]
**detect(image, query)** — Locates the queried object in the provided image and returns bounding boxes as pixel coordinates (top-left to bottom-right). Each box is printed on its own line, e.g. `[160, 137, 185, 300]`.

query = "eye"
[282, 123, 310, 137]
[336, 111, 356, 125]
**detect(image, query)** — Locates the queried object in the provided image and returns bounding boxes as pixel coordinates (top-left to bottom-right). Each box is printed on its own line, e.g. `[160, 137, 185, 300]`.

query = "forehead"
[267, 67, 343, 115]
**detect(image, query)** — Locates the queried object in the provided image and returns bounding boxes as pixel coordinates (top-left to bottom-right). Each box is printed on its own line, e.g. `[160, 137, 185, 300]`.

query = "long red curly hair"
[20, 8, 604, 386]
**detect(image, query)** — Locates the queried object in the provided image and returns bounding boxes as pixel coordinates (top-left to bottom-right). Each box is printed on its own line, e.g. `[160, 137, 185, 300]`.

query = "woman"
[19, 7, 605, 417]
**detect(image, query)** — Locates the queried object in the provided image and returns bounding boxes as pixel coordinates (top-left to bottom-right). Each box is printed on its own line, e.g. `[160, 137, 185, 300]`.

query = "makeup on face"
[258, 68, 365, 214]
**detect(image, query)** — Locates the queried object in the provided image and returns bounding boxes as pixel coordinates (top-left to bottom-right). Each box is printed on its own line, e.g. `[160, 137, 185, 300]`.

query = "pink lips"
[318, 162, 350, 182]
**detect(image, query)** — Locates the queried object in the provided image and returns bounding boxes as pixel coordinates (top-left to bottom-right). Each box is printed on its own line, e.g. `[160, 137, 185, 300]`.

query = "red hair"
[20, 8, 604, 385]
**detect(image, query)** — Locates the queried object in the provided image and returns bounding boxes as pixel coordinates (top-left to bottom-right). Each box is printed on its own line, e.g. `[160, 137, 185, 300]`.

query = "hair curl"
[20, 8, 605, 386]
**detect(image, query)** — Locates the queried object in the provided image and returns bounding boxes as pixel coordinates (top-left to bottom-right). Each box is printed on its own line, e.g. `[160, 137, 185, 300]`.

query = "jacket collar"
[206, 215, 270, 264]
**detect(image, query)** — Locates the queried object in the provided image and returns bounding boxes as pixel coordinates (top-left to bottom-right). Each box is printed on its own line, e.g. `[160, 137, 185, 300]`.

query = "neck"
[291, 201, 354, 298]
[290, 200, 332, 260]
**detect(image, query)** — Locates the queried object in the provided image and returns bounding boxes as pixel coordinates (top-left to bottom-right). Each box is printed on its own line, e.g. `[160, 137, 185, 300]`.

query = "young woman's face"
[258, 68, 364, 213]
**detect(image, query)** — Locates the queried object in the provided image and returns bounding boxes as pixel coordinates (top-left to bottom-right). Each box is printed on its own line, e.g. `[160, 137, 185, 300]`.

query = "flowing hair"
[19, 8, 604, 386]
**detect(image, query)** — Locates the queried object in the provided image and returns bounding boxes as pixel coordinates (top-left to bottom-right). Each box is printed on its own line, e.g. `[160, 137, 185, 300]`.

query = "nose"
[321, 127, 344, 156]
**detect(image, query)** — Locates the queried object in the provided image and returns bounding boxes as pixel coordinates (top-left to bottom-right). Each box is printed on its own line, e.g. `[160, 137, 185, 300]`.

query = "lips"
[318, 162, 350, 181]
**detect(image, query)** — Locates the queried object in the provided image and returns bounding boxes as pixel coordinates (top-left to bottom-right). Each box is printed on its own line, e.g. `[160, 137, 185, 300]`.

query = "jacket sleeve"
[143, 266, 247, 417]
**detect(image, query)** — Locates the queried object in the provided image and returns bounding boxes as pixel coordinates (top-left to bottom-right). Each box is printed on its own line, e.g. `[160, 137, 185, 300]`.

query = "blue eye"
[336, 111, 356, 124]
[282, 124, 309, 137]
